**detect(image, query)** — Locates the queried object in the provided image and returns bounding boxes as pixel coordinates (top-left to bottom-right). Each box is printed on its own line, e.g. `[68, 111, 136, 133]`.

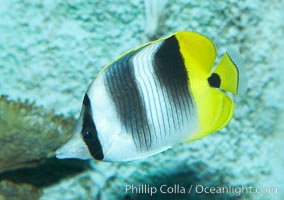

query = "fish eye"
[83, 131, 93, 140]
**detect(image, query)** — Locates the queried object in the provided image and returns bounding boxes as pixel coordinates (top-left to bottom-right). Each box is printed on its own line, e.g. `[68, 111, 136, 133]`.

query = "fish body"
[56, 31, 246, 162]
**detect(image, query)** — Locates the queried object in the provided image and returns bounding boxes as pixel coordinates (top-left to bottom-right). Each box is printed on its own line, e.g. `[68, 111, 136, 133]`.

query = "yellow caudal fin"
[208, 48, 247, 95]
[186, 88, 234, 141]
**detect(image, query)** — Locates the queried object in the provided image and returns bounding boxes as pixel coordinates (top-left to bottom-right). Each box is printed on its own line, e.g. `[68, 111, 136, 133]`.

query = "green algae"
[0, 95, 75, 173]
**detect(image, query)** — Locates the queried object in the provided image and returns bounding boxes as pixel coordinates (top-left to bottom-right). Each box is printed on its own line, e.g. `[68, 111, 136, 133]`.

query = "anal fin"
[186, 89, 234, 141]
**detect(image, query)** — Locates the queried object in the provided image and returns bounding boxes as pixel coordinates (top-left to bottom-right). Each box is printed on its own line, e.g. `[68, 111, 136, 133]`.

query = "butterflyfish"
[56, 31, 246, 162]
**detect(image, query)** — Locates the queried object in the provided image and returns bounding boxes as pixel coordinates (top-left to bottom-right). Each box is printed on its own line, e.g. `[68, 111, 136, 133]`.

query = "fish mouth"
[55, 131, 92, 160]
[55, 109, 92, 160]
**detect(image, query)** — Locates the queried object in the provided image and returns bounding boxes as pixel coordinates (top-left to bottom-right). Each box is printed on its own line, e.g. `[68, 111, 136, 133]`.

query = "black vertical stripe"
[149, 57, 172, 138]
[104, 51, 151, 150]
[81, 94, 104, 160]
[152, 58, 175, 135]
[153, 36, 193, 130]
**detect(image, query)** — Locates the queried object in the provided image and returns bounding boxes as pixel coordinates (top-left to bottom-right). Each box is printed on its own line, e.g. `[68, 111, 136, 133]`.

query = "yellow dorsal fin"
[175, 31, 216, 77]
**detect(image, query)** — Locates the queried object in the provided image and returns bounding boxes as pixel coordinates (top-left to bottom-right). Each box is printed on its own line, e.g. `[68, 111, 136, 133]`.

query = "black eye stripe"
[82, 131, 93, 140]
[81, 94, 104, 160]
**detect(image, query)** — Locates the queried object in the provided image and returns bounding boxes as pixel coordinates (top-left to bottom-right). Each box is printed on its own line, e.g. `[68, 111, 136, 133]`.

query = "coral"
[0, 96, 75, 173]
